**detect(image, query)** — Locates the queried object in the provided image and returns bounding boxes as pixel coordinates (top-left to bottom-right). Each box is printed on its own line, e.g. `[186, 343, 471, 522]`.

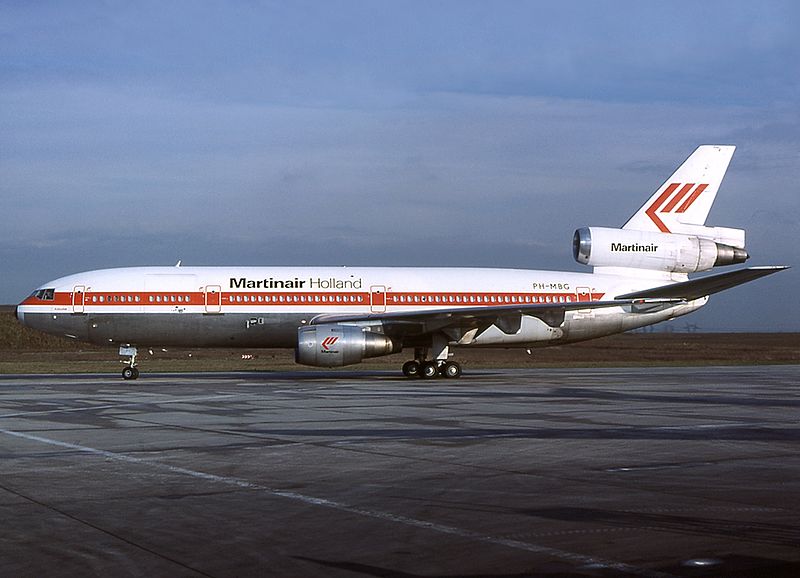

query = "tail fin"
[623, 145, 735, 233]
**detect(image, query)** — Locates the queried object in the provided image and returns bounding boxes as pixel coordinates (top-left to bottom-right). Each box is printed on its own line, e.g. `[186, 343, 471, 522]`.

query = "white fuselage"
[16, 266, 705, 349]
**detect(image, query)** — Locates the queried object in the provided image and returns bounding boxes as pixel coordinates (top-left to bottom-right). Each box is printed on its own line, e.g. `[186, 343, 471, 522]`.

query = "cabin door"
[370, 285, 386, 313]
[72, 285, 85, 314]
[205, 285, 222, 313]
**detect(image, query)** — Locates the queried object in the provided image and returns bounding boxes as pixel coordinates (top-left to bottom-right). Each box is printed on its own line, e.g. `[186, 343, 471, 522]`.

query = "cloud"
[0, 1, 797, 330]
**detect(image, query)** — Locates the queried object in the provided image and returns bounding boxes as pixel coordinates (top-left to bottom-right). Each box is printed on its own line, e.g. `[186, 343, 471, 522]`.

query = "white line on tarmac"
[0, 427, 674, 578]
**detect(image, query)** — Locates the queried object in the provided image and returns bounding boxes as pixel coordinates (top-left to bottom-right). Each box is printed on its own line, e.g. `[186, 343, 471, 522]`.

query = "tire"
[441, 361, 462, 379]
[421, 361, 440, 379]
[122, 366, 138, 380]
[402, 360, 421, 378]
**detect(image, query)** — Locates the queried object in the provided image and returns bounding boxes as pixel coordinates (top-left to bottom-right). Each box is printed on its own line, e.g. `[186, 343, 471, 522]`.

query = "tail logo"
[645, 182, 709, 233]
[321, 336, 339, 351]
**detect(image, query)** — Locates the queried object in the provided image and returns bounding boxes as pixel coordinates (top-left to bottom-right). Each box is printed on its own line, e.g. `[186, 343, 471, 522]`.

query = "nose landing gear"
[122, 365, 140, 380]
[119, 345, 139, 380]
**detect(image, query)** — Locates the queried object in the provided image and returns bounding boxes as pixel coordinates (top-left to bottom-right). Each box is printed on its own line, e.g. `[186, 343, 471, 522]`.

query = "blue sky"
[2, 1, 798, 330]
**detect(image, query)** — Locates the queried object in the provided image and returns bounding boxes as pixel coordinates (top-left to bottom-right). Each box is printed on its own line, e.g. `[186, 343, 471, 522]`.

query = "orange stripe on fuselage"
[21, 290, 607, 309]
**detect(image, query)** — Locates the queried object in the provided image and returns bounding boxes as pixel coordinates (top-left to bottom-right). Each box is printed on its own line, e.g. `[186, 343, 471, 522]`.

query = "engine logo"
[321, 336, 339, 351]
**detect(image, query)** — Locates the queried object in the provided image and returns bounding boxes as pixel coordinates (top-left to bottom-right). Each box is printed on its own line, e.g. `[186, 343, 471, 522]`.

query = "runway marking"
[0, 394, 242, 419]
[0, 427, 673, 578]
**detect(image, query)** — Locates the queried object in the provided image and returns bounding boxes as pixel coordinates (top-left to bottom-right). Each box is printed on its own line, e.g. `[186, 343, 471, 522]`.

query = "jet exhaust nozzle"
[714, 244, 749, 267]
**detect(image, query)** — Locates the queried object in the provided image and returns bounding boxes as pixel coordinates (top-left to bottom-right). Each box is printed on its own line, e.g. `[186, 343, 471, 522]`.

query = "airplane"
[15, 145, 787, 380]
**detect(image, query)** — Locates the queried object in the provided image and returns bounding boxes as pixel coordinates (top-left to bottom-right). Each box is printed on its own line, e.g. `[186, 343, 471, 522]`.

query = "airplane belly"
[561, 299, 708, 343]
[85, 313, 303, 348]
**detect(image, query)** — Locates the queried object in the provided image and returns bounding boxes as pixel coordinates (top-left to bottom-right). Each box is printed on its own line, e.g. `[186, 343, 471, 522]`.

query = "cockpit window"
[32, 288, 55, 301]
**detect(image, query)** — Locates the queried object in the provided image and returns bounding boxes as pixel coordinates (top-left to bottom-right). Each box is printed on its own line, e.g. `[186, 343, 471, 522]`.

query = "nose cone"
[14, 305, 24, 324]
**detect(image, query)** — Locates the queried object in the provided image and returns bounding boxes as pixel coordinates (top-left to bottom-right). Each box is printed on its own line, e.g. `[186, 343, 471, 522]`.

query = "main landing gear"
[401, 339, 462, 379]
[120, 345, 140, 380]
[402, 359, 462, 379]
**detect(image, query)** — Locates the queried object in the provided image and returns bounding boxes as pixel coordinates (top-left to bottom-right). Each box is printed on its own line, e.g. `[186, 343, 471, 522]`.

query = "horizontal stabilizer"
[616, 266, 788, 301]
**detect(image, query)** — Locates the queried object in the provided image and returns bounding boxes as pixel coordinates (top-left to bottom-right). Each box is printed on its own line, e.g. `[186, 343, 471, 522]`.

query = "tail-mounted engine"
[573, 227, 748, 273]
[296, 324, 399, 367]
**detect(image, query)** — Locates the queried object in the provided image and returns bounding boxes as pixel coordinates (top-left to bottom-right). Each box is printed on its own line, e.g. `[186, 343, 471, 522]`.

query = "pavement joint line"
[0, 394, 243, 419]
[0, 480, 218, 578]
[0, 426, 675, 578]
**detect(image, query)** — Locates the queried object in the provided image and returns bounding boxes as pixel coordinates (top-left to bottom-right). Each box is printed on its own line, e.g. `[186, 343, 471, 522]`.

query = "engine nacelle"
[573, 227, 748, 273]
[295, 324, 399, 367]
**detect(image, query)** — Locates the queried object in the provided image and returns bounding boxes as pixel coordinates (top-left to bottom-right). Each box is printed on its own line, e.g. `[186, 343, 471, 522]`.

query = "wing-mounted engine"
[573, 227, 748, 273]
[296, 324, 400, 367]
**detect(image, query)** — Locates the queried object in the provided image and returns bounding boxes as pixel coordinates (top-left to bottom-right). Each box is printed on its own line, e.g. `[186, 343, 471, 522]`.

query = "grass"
[1, 309, 797, 375]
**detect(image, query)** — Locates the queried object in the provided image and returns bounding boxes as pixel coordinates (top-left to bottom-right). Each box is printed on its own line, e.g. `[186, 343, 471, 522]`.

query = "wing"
[310, 298, 630, 340]
[616, 266, 788, 300]
[309, 266, 788, 342]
